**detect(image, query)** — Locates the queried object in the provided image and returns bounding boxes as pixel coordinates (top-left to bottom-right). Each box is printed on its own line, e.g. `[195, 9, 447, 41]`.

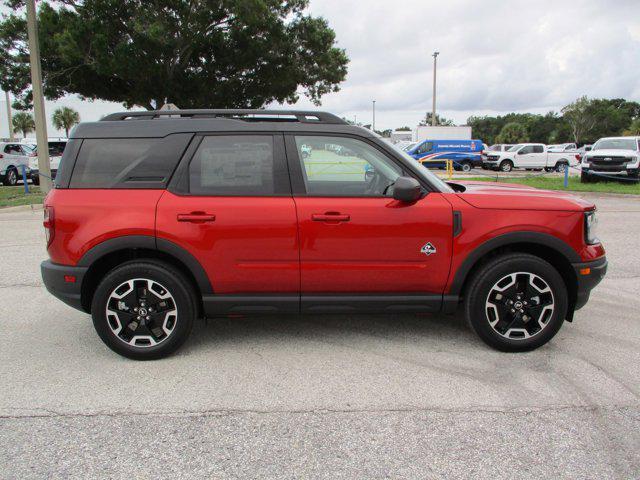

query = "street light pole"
[372, 100, 376, 132]
[4, 90, 14, 140]
[431, 51, 439, 127]
[26, 0, 52, 192]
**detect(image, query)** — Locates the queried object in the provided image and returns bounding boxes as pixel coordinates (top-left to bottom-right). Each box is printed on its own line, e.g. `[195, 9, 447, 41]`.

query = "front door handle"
[177, 212, 216, 223]
[311, 212, 350, 222]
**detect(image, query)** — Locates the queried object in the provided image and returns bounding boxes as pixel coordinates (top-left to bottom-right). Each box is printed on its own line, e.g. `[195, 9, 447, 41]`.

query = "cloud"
[282, 0, 640, 128]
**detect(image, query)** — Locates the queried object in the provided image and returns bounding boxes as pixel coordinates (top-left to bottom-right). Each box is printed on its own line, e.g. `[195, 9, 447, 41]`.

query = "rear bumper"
[41, 260, 88, 312]
[572, 256, 607, 311]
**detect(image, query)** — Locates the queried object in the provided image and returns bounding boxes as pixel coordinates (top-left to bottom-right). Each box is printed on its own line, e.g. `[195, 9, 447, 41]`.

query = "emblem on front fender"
[421, 242, 437, 256]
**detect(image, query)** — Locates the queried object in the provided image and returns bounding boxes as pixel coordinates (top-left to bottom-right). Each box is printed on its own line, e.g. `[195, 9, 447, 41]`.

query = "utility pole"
[432, 51, 439, 127]
[26, 0, 52, 192]
[4, 90, 14, 140]
[372, 100, 376, 132]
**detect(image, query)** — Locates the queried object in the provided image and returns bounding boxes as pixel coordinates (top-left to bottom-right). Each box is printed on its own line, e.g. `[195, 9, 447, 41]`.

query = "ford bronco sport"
[41, 110, 607, 360]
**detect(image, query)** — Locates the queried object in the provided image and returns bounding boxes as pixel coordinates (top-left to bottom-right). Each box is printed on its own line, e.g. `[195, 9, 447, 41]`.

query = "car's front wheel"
[91, 260, 196, 360]
[464, 253, 568, 352]
[4, 167, 18, 186]
[499, 160, 513, 172]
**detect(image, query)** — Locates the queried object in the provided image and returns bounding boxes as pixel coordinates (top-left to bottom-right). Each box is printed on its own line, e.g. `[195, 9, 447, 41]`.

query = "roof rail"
[101, 109, 347, 125]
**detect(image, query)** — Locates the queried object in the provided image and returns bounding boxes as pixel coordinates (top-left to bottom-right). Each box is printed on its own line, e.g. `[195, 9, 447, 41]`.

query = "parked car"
[580, 136, 640, 183]
[0, 141, 34, 185]
[26, 140, 68, 185]
[548, 143, 577, 153]
[41, 109, 607, 359]
[483, 143, 580, 172]
[406, 139, 484, 172]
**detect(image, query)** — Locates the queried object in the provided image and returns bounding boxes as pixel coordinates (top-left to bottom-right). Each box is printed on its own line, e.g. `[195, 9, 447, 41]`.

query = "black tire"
[4, 167, 18, 186]
[499, 160, 513, 172]
[91, 260, 196, 360]
[464, 253, 568, 352]
[32, 174, 40, 186]
[555, 162, 568, 173]
[460, 161, 472, 172]
[581, 171, 592, 183]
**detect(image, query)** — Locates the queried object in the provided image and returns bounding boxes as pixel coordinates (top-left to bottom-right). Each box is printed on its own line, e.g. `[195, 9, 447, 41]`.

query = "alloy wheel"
[105, 278, 178, 347]
[485, 272, 555, 340]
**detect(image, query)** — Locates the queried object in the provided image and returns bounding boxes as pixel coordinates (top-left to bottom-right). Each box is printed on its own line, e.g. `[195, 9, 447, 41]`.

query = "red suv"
[41, 110, 607, 359]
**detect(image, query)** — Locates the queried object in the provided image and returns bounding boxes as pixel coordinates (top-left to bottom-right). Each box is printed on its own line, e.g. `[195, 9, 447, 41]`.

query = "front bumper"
[41, 260, 88, 312]
[572, 256, 607, 311]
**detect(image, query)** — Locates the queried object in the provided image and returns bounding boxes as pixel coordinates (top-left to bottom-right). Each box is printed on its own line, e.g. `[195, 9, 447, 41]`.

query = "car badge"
[421, 242, 437, 256]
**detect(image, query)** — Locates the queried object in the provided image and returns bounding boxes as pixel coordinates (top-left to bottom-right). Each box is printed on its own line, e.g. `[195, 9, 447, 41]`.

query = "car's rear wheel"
[31, 174, 40, 185]
[499, 160, 513, 172]
[91, 260, 196, 360]
[460, 161, 472, 172]
[555, 162, 568, 173]
[464, 253, 568, 352]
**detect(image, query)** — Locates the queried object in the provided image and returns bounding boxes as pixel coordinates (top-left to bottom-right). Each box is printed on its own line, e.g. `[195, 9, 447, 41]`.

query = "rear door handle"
[177, 212, 216, 223]
[311, 212, 350, 222]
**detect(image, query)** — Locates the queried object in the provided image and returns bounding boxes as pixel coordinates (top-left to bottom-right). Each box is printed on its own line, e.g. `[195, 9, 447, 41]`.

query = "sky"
[2, 0, 640, 137]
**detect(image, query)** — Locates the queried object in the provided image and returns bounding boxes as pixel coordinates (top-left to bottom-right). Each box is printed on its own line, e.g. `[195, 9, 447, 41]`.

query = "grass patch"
[0, 186, 45, 208]
[458, 175, 640, 195]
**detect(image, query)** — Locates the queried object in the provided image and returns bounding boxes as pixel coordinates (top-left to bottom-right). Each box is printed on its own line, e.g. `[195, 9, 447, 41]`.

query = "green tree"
[585, 98, 640, 142]
[52, 106, 80, 137]
[0, 0, 349, 110]
[623, 118, 640, 136]
[495, 122, 529, 144]
[561, 96, 597, 144]
[419, 112, 454, 126]
[396, 126, 412, 131]
[12, 111, 35, 138]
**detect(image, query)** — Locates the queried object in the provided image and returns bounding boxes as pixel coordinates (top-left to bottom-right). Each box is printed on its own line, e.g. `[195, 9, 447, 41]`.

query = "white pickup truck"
[482, 143, 579, 173]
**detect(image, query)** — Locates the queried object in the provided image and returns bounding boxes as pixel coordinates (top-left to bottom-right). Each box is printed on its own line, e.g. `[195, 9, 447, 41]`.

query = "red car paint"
[44, 182, 604, 297]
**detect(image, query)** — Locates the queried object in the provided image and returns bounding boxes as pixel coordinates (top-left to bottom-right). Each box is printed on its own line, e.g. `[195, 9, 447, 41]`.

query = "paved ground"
[1, 193, 639, 479]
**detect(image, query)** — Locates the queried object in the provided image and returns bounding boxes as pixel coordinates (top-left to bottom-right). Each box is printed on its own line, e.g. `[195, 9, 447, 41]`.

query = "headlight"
[585, 211, 599, 244]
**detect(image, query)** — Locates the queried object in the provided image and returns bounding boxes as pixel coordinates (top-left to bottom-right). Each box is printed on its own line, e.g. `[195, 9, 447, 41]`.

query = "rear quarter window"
[69, 133, 192, 188]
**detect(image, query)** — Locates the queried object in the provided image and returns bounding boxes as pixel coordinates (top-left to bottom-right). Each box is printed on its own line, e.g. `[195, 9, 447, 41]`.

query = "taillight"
[43, 206, 54, 247]
[575, 154, 581, 161]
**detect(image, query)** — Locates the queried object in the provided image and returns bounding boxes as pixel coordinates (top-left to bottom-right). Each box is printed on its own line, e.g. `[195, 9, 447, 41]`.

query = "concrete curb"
[0, 203, 44, 213]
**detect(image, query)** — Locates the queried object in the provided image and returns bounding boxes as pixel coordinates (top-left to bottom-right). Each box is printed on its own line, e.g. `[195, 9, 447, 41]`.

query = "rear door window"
[532, 145, 544, 153]
[188, 135, 288, 196]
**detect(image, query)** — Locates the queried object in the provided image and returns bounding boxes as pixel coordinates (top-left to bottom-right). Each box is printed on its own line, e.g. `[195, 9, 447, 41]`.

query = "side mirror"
[393, 176, 422, 203]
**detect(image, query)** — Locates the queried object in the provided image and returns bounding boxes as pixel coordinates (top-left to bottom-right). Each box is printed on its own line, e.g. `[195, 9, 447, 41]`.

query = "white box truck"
[415, 125, 472, 142]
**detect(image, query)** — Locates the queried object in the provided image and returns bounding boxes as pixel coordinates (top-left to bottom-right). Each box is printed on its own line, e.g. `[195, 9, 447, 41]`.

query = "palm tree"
[52, 106, 80, 138]
[12, 112, 35, 138]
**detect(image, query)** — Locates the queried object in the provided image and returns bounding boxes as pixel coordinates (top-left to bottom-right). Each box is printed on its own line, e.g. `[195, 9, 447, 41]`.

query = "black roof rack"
[101, 109, 347, 125]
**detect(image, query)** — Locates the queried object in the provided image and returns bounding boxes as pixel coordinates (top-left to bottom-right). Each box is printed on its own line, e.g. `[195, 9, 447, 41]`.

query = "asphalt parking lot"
[1, 193, 639, 479]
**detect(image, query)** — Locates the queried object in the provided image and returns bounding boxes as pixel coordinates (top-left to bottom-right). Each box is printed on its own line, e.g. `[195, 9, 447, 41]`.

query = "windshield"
[507, 144, 523, 152]
[388, 143, 454, 193]
[593, 138, 638, 151]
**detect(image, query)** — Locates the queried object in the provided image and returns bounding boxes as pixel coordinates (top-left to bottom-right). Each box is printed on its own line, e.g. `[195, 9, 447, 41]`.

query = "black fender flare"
[449, 231, 581, 296]
[77, 235, 213, 294]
